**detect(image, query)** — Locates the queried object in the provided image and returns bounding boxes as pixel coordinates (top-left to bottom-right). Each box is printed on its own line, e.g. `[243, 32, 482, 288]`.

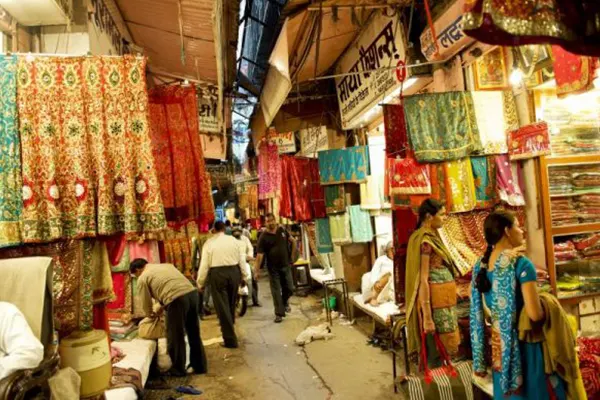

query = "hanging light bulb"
[510, 68, 524, 86]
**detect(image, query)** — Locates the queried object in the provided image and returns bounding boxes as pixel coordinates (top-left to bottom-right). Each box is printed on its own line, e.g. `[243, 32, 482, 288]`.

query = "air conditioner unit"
[0, 0, 72, 26]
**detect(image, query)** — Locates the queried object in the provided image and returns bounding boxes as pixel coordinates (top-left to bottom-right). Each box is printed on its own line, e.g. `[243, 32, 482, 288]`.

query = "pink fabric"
[129, 240, 160, 263]
[258, 141, 282, 200]
[279, 156, 294, 219]
[495, 155, 525, 206]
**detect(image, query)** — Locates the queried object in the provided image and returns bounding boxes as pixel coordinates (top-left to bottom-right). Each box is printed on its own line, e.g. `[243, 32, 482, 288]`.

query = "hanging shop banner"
[299, 126, 328, 157]
[197, 85, 221, 133]
[274, 131, 296, 154]
[206, 164, 230, 183]
[335, 11, 407, 130]
[200, 133, 227, 160]
[420, 0, 474, 62]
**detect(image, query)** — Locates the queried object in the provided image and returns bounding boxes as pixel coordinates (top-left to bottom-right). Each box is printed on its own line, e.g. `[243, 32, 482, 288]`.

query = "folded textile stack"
[554, 241, 579, 262]
[550, 198, 579, 226]
[573, 172, 600, 190]
[109, 316, 138, 341]
[577, 194, 600, 223]
[556, 273, 582, 293]
[548, 167, 573, 194]
[578, 336, 600, 400]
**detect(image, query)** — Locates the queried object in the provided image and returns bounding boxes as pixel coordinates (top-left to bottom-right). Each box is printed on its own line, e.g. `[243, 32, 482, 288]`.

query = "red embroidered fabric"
[309, 159, 326, 219]
[388, 156, 432, 195]
[383, 104, 408, 157]
[508, 122, 551, 160]
[148, 86, 214, 228]
[290, 158, 313, 222]
[552, 46, 597, 99]
[279, 156, 293, 219]
[258, 141, 282, 200]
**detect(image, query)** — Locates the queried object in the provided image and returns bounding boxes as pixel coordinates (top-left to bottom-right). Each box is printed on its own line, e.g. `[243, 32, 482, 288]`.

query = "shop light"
[510, 69, 524, 86]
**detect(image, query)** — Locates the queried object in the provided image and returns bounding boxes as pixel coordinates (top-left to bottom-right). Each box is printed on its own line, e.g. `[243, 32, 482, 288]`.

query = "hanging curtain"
[17, 55, 166, 243]
[149, 85, 214, 228]
[0, 55, 21, 248]
[463, 1, 600, 57]
[404, 92, 481, 162]
[258, 141, 282, 200]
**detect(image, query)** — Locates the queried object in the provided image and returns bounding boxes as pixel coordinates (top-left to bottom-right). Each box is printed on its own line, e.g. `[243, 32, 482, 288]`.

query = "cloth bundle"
[508, 122, 551, 160]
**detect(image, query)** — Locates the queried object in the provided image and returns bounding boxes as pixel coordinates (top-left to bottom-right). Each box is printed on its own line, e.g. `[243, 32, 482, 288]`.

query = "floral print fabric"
[17, 55, 166, 242]
[149, 85, 214, 228]
[318, 146, 370, 185]
[471, 156, 497, 209]
[552, 46, 597, 98]
[0, 55, 22, 248]
[258, 141, 282, 200]
[404, 92, 481, 162]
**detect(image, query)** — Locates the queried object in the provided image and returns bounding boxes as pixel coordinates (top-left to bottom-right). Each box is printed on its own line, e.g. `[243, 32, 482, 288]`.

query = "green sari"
[405, 227, 457, 361]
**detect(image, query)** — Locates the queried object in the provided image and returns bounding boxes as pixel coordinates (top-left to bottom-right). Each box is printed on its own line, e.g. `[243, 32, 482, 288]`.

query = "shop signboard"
[335, 12, 407, 130]
[206, 163, 230, 183]
[197, 85, 221, 133]
[420, 0, 474, 62]
[299, 125, 328, 157]
[273, 131, 296, 154]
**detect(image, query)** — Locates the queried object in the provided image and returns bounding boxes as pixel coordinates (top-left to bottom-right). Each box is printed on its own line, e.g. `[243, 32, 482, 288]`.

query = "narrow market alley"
[144, 278, 399, 400]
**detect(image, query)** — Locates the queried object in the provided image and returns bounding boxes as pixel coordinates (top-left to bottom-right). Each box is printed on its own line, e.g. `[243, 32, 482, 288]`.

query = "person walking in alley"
[232, 227, 261, 307]
[130, 259, 207, 376]
[255, 213, 296, 323]
[197, 221, 249, 348]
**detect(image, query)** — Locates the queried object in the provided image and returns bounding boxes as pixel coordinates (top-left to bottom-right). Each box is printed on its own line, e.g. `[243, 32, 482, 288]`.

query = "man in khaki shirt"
[130, 260, 206, 376]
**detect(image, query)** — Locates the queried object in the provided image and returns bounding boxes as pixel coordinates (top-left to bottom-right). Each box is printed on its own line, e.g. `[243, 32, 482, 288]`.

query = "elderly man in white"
[0, 302, 44, 381]
[361, 242, 395, 306]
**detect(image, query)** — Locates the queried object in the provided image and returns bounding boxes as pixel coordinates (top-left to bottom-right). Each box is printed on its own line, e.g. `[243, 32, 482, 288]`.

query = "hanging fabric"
[508, 122, 551, 160]
[404, 92, 481, 162]
[290, 158, 313, 222]
[0, 55, 21, 248]
[329, 213, 352, 245]
[91, 241, 115, 304]
[0, 240, 95, 336]
[247, 184, 259, 219]
[388, 156, 432, 195]
[318, 146, 370, 185]
[149, 85, 214, 228]
[360, 176, 385, 210]
[393, 208, 418, 304]
[258, 141, 282, 200]
[495, 155, 525, 206]
[324, 185, 346, 215]
[348, 205, 373, 243]
[471, 91, 518, 155]
[17, 55, 167, 243]
[471, 156, 498, 209]
[382, 104, 408, 157]
[393, 163, 448, 211]
[316, 218, 334, 254]
[463, 0, 600, 57]
[552, 46, 597, 98]
[444, 157, 477, 213]
[279, 156, 294, 219]
[309, 159, 326, 219]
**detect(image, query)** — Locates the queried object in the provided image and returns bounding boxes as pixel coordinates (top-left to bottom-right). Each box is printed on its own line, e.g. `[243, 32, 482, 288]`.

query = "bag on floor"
[398, 331, 473, 400]
[138, 316, 166, 339]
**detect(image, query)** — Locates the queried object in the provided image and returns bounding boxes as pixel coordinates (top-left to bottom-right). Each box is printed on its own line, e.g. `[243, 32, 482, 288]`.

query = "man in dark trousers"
[197, 221, 248, 348]
[130, 259, 207, 376]
[255, 213, 296, 323]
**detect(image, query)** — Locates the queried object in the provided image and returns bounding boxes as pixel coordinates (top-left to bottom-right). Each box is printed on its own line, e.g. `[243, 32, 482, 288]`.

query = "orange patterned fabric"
[17, 55, 166, 242]
[552, 46, 598, 98]
[148, 86, 214, 229]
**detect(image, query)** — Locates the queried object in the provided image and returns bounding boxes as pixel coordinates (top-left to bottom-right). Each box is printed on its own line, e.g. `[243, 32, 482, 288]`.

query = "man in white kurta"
[0, 302, 44, 381]
[362, 242, 395, 305]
